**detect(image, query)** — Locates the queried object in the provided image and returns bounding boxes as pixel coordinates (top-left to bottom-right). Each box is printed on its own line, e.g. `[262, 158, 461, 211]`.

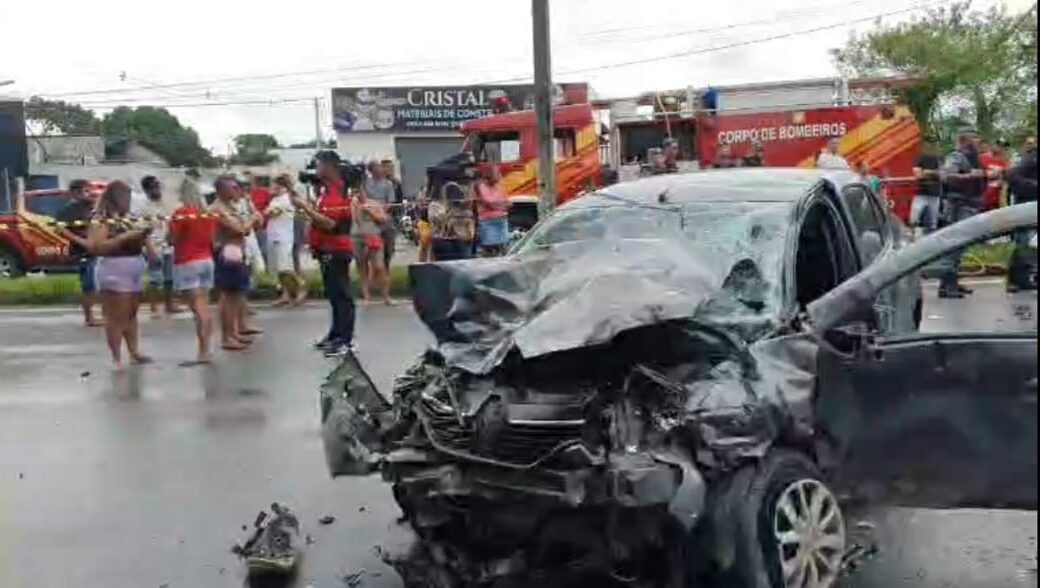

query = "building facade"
[332, 84, 588, 197]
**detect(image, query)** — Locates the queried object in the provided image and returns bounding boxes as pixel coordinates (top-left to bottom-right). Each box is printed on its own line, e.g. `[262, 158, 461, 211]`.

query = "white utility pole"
[314, 97, 323, 150]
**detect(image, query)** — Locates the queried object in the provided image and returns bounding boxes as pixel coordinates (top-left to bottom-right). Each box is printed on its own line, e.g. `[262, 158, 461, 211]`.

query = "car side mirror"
[823, 321, 875, 357]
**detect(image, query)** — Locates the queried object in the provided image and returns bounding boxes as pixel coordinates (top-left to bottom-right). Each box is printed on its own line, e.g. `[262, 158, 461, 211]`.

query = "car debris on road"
[232, 503, 302, 579]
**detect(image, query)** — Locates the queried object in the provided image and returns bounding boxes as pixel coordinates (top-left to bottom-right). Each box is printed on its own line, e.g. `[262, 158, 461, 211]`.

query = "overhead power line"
[572, 0, 875, 45]
[34, 0, 904, 104]
[483, 0, 955, 84]
[25, 97, 316, 111]
[38, 60, 418, 99]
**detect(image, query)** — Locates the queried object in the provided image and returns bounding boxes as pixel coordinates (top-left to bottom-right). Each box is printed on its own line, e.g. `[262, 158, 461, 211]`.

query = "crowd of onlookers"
[39, 147, 524, 369]
[47, 154, 410, 368]
[913, 131, 1037, 297]
[33, 129, 1038, 368]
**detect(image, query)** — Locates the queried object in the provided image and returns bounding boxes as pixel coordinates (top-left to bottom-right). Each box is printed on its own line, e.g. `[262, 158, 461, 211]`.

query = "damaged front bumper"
[320, 353, 704, 522]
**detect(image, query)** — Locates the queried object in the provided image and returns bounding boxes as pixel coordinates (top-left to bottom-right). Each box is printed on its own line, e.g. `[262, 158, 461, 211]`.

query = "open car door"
[808, 203, 1037, 510]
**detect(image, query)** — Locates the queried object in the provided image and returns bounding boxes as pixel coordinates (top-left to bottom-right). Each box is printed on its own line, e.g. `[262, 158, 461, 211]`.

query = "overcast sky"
[1, 0, 1031, 154]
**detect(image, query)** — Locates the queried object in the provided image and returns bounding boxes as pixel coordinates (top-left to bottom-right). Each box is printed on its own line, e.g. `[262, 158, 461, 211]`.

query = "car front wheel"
[701, 449, 847, 588]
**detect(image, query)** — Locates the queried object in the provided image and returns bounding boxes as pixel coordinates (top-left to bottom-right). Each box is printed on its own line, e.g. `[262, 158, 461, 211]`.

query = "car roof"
[589, 167, 859, 205]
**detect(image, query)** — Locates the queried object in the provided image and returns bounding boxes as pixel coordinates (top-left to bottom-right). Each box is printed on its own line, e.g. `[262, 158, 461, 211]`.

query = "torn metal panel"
[410, 199, 793, 375]
[319, 353, 393, 476]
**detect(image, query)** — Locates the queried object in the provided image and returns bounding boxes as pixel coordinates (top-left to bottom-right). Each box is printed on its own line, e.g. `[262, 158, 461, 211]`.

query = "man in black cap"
[938, 127, 988, 298]
[293, 150, 357, 356]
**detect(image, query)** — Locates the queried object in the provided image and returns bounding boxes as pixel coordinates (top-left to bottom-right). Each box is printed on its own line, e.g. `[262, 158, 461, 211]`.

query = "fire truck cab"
[0, 183, 105, 277]
[460, 103, 602, 207]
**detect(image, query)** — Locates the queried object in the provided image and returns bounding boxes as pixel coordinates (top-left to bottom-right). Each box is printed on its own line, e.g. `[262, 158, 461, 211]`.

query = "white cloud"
[1, 0, 1023, 154]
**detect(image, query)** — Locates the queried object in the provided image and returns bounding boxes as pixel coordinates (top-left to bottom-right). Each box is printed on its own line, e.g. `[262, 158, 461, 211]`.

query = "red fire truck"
[0, 182, 106, 277]
[457, 82, 921, 222]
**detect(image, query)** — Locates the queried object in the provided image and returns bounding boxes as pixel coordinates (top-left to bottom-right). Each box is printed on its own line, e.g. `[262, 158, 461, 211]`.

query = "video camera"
[425, 151, 479, 201]
[298, 150, 366, 189]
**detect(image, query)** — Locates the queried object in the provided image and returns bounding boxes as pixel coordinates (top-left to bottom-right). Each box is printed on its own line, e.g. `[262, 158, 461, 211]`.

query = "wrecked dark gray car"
[320, 169, 1038, 588]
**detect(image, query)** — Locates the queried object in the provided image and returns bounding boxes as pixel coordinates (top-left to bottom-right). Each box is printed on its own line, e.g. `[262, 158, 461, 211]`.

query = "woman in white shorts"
[168, 179, 218, 364]
[88, 181, 152, 370]
[266, 175, 303, 306]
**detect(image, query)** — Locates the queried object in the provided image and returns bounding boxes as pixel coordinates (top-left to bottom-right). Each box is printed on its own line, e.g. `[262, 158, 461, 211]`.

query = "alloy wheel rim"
[773, 478, 846, 588]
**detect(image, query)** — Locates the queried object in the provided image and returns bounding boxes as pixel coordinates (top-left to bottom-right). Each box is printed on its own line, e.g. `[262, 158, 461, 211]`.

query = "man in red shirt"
[293, 151, 356, 356]
[980, 142, 1009, 211]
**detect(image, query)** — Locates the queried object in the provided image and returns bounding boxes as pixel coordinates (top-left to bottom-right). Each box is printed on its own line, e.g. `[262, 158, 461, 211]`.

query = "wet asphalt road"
[0, 282, 1036, 588]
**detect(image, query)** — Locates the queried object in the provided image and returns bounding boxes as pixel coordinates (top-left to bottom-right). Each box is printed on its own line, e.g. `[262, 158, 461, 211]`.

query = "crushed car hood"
[410, 237, 783, 375]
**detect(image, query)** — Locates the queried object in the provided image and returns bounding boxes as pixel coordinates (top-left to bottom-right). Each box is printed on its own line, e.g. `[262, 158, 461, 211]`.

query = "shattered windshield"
[513, 198, 791, 322]
[513, 202, 681, 251]
[515, 198, 789, 262]
[413, 197, 794, 374]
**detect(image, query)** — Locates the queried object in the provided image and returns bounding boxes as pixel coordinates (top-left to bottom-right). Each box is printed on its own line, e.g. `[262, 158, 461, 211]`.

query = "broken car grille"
[421, 407, 585, 467]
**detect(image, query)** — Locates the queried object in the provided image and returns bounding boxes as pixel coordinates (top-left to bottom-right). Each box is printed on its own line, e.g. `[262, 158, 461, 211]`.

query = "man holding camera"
[293, 151, 356, 356]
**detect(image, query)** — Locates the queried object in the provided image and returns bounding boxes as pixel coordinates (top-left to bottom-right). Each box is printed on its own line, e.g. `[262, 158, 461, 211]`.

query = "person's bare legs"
[371, 253, 392, 304]
[82, 293, 104, 327]
[358, 249, 373, 304]
[357, 246, 372, 304]
[291, 245, 305, 305]
[164, 283, 183, 314]
[292, 272, 308, 306]
[196, 289, 213, 360]
[124, 293, 151, 364]
[273, 272, 294, 306]
[219, 292, 238, 349]
[148, 284, 163, 318]
[239, 293, 262, 335]
[100, 291, 125, 370]
[186, 289, 213, 362]
[218, 291, 244, 350]
[292, 244, 303, 276]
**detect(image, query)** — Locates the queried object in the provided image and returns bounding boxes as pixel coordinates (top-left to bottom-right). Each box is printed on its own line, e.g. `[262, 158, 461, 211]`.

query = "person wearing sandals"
[87, 181, 153, 370]
[211, 176, 264, 351]
[168, 178, 218, 364]
[266, 175, 305, 306]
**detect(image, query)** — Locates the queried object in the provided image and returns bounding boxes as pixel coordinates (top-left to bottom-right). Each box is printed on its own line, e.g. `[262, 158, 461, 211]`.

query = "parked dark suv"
[320, 169, 1036, 588]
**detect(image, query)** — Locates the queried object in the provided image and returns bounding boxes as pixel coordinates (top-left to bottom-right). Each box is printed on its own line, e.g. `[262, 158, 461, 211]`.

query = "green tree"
[101, 106, 215, 167]
[231, 133, 281, 166]
[23, 96, 101, 135]
[839, 1, 1037, 143]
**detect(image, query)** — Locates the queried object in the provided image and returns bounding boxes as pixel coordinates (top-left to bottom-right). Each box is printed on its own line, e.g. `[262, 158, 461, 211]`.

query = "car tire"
[0, 247, 25, 278]
[700, 449, 846, 588]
